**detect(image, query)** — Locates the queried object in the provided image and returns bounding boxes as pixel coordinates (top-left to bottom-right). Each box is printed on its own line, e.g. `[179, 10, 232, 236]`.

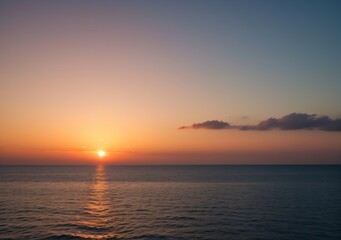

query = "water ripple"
[1, 165, 340, 240]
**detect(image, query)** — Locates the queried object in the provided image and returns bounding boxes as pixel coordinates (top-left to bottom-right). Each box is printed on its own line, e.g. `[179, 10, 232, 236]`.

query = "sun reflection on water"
[74, 165, 120, 239]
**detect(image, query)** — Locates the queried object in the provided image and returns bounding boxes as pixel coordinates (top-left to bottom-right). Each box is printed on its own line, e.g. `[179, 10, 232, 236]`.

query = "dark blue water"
[0, 165, 340, 240]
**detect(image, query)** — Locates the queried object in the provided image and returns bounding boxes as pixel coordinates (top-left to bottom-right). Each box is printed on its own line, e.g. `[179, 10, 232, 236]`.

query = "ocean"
[0, 165, 340, 240]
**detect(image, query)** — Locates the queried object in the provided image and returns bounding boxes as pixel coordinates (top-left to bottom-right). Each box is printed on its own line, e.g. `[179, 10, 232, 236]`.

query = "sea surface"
[0, 165, 340, 240]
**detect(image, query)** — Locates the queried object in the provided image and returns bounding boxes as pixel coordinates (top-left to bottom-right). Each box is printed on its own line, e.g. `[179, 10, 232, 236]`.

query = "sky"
[1, 0, 340, 164]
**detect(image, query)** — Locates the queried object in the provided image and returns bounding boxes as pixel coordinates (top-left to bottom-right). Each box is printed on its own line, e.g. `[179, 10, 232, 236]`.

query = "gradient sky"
[1, 0, 340, 164]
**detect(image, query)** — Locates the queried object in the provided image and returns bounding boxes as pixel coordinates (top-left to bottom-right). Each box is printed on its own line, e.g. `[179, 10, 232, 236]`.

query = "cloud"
[179, 113, 341, 132]
[255, 113, 341, 131]
[179, 120, 230, 129]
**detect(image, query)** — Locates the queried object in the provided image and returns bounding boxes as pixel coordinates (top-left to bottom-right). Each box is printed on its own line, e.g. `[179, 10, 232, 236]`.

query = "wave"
[43, 234, 87, 240]
[43, 234, 124, 240]
[126, 234, 187, 240]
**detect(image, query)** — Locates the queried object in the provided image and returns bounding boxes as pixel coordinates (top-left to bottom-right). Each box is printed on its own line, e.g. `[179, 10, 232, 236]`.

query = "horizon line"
[1, 164, 340, 166]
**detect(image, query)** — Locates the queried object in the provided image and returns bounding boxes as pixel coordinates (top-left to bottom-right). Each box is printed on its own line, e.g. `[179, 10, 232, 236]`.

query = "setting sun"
[97, 151, 105, 157]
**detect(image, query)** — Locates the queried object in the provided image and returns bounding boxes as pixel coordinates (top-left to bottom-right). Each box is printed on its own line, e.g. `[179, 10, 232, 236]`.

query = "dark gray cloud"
[255, 113, 341, 131]
[179, 113, 341, 131]
[179, 120, 230, 130]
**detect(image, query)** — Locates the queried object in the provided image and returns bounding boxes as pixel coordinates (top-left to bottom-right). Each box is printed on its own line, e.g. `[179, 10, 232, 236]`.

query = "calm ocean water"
[0, 165, 340, 240]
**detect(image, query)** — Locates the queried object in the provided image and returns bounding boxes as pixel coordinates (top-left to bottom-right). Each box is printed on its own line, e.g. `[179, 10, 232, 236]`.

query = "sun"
[97, 150, 106, 157]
